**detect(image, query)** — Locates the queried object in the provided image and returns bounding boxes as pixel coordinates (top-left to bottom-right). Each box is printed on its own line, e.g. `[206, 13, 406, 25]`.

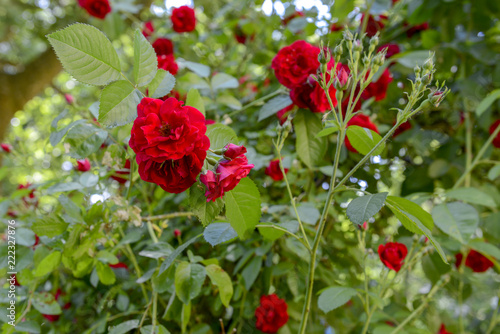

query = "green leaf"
[432, 202, 479, 244]
[185, 88, 205, 116]
[333, 0, 355, 20]
[218, 95, 242, 110]
[468, 239, 500, 260]
[138, 242, 173, 259]
[296, 203, 320, 225]
[346, 125, 385, 155]
[98, 80, 142, 127]
[422, 251, 451, 284]
[317, 286, 357, 313]
[109, 320, 140, 334]
[175, 261, 207, 304]
[158, 234, 202, 275]
[206, 123, 237, 150]
[181, 302, 191, 333]
[133, 29, 157, 86]
[346, 192, 388, 225]
[392, 50, 430, 68]
[180, 60, 210, 77]
[488, 164, 500, 181]
[32, 292, 62, 315]
[33, 251, 61, 277]
[386, 196, 434, 231]
[32, 216, 68, 238]
[97, 250, 119, 264]
[66, 123, 108, 159]
[203, 223, 238, 246]
[206, 264, 233, 307]
[224, 178, 261, 239]
[47, 23, 121, 85]
[242, 256, 262, 290]
[148, 69, 176, 98]
[96, 261, 116, 285]
[294, 110, 327, 169]
[316, 125, 339, 138]
[258, 95, 293, 122]
[189, 183, 224, 226]
[47, 182, 84, 194]
[476, 89, 500, 117]
[140, 325, 170, 334]
[446, 187, 496, 207]
[211, 73, 239, 91]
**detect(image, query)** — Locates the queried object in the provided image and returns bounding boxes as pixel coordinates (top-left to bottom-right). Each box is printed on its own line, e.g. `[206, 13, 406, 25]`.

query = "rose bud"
[1, 143, 12, 153]
[75, 159, 91, 172]
[174, 229, 182, 238]
[265, 159, 288, 181]
[64, 94, 74, 105]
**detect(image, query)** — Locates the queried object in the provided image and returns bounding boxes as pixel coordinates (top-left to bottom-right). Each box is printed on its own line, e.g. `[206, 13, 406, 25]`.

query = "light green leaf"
[333, 0, 355, 20]
[32, 292, 62, 315]
[98, 80, 142, 127]
[296, 203, 320, 225]
[109, 320, 140, 334]
[97, 250, 119, 264]
[179, 60, 210, 77]
[206, 264, 233, 307]
[224, 178, 261, 239]
[386, 196, 434, 231]
[393, 50, 430, 68]
[258, 95, 293, 122]
[185, 88, 205, 116]
[181, 302, 191, 333]
[294, 110, 327, 169]
[316, 125, 339, 138]
[346, 125, 385, 155]
[242, 256, 262, 290]
[140, 325, 170, 334]
[203, 223, 238, 246]
[211, 73, 239, 91]
[206, 123, 237, 150]
[346, 192, 388, 225]
[32, 216, 68, 238]
[218, 95, 242, 110]
[432, 202, 479, 244]
[488, 164, 500, 181]
[422, 251, 451, 284]
[47, 23, 121, 85]
[96, 261, 116, 285]
[47, 182, 84, 194]
[476, 89, 500, 117]
[317, 286, 357, 313]
[33, 251, 61, 277]
[133, 29, 157, 86]
[148, 69, 176, 98]
[65, 123, 108, 159]
[189, 183, 224, 226]
[446, 187, 496, 207]
[158, 234, 202, 275]
[175, 262, 207, 304]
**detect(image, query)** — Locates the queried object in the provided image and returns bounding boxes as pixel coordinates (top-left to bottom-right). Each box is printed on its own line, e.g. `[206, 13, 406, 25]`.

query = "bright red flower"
[276, 104, 294, 125]
[363, 68, 393, 101]
[255, 294, 289, 333]
[438, 324, 453, 334]
[174, 229, 182, 237]
[393, 120, 412, 137]
[489, 120, 500, 148]
[205, 119, 216, 125]
[1, 143, 12, 153]
[378, 242, 408, 272]
[378, 43, 400, 58]
[110, 159, 130, 184]
[406, 22, 429, 37]
[456, 250, 494, 273]
[157, 55, 178, 75]
[271, 40, 320, 89]
[282, 11, 304, 26]
[330, 23, 344, 32]
[152, 38, 174, 56]
[75, 159, 91, 172]
[129, 97, 209, 162]
[290, 71, 338, 113]
[109, 262, 129, 270]
[265, 159, 288, 181]
[360, 14, 388, 37]
[345, 115, 379, 153]
[142, 21, 154, 39]
[171, 6, 196, 33]
[200, 144, 253, 202]
[78, 0, 111, 19]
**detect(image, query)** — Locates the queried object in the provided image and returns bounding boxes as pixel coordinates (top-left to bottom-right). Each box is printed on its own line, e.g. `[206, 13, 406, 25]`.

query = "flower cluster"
[129, 97, 210, 193]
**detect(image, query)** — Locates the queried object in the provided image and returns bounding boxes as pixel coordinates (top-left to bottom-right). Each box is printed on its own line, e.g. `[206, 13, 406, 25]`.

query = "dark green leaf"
[346, 192, 388, 225]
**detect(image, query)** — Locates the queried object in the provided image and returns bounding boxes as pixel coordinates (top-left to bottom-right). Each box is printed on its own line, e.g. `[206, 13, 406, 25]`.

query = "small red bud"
[75, 159, 91, 172]
[362, 221, 368, 230]
[1, 143, 12, 153]
[64, 94, 74, 105]
[174, 229, 182, 238]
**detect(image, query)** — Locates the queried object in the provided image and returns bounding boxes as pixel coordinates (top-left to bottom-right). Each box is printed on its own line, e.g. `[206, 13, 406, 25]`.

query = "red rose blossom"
[78, 0, 111, 19]
[157, 55, 178, 75]
[42, 289, 71, 322]
[129, 97, 210, 162]
[200, 144, 253, 202]
[393, 120, 412, 137]
[142, 21, 154, 39]
[378, 43, 400, 58]
[255, 294, 289, 333]
[1, 143, 12, 153]
[174, 229, 182, 237]
[330, 23, 344, 32]
[75, 159, 91, 172]
[406, 22, 429, 37]
[290, 74, 338, 113]
[271, 40, 320, 89]
[489, 120, 500, 148]
[378, 242, 408, 272]
[438, 324, 452, 334]
[152, 38, 174, 56]
[171, 6, 196, 33]
[360, 14, 388, 37]
[362, 68, 393, 101]
[345, 115, 379, 153]
[109, 262, 129, 270]
[265, 159, 288, 181]
[456, 250, 494, 273]
[111, 159, 130, 184]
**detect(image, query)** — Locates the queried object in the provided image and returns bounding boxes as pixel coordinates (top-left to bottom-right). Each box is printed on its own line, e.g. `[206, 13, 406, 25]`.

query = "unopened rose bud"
[421, 73, 432, 86]
[343, 29, 353, 41]
[429, 90, 445, 107]
[206, 157, 218, 165]
[369, 34, 379, 53]
[174, 229, 181, 238]
[1, 143, 12, 153]
[373, 53, 385, 66]
[318, 48, 331, 65]
[334, 68, 350, 90]
[75, 159, 91, 172]
[64, 94, 74, 105]
[362, 221, 368, 230]
[423, 58, 434, 73]
[414, 65, 421, 78]
[353, 40, 363, 53]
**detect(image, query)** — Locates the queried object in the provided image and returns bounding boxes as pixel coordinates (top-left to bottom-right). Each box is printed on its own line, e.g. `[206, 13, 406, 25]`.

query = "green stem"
[147, 221, 159, 244]
[464, 112, 472, 187]
[361, 308, 376, 334]
[151, 289, 158, 334]
[126, 156, 135, 200]
[256, 224, 310, 250]
[486, 290, 500, 334]
[142, 212, 193, 221]
[228, 88, 285, 117]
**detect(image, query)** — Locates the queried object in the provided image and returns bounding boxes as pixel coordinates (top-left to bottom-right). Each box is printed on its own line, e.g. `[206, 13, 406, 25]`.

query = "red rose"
[255, 294, 289, 333]
[271, 40, 320, 89]
[393, 120, 412, 137]
[290, 77, 338, 113]
[111, 159, 130, 184]
[136, 149, 206, 193]
[282, 11, 304, 26]
[378, 43, 400, 58]
[18, 183, 38, 207]
[489, 120, 500, 148]
[142, 21, 154, 39]
[200, 144, 254, 202]
[406, 22, 429, 38]
[129, 97, 209, 162]
[157, 55, 178, 75]
[42, 289, 71, 322]
[109, 262, 129, 270]
[1, 143, 12, 153]
[75, 159, 91, 172]
[345, 115, 379, 153]
[171, 6, 196, 33]
[361, 14, 388, 37]
[378, 242, 408, 272]
[152, 38, 174, 56]
[362, 68, 393, 101]
[174, 229, 182, 237]
[277, 104, 294, 125]
[438, 324, 452, 334]
[205, 119, 216, 125]
[265, 159, 288, 181]
[330, 23, 344, 32]
[78, 0, 111, 19]
[456, 250, 494, 273]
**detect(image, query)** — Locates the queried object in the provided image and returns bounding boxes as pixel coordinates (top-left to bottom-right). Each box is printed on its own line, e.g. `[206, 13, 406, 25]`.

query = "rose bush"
[1, 1, 500, 334]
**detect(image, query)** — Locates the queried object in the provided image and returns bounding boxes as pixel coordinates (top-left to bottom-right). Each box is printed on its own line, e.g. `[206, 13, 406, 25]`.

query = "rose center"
[160, 123, 172, 137]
